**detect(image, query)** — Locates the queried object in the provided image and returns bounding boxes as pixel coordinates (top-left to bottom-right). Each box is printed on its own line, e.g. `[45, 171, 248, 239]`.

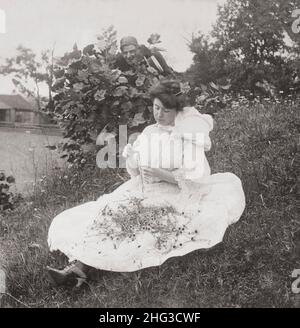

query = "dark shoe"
[46, 264, 87, 287]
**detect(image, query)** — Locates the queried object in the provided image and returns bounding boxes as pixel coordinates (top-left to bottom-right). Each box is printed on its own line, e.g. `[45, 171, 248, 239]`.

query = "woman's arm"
[142, 167, 177, 184]
[123, 144, 140, 177]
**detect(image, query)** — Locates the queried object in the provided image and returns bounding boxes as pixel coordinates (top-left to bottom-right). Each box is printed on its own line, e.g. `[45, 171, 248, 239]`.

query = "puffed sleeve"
[172, 108, 213, 183]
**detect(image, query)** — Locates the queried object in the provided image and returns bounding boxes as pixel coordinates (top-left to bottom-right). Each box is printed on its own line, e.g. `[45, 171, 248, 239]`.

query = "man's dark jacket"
[114, 45, 174, 76]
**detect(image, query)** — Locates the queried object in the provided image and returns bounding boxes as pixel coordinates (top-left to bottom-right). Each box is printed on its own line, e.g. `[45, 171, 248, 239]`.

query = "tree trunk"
[35, 77, 41, 111]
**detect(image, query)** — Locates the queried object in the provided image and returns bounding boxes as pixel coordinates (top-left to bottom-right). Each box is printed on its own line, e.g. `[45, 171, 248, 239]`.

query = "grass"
[0, 99, 299, 308]
[0, 129, 63, 195]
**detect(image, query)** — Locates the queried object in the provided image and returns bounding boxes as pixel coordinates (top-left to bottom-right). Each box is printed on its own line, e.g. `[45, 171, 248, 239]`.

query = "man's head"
[120, 36, 139, 65]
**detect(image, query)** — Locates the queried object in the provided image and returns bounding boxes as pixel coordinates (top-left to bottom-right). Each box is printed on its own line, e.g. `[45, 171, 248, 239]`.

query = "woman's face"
[153, 98, 176, 126]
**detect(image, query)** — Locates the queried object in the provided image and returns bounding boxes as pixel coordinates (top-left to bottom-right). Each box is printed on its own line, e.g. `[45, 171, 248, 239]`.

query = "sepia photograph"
[0, 0, 299, 311]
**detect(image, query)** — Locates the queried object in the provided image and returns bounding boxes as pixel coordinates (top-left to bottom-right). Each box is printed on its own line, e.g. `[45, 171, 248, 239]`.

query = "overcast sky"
[0, 0, 226, 94]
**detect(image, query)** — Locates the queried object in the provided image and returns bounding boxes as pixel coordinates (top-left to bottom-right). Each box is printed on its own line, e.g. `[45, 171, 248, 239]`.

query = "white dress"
[48, 107, 246, 272]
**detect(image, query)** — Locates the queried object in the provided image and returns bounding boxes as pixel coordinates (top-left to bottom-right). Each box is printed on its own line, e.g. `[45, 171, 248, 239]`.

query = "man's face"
[121, 44, 138, 65]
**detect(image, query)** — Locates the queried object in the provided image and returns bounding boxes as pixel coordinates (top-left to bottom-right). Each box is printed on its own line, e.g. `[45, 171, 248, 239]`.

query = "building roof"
[0, 95, 36, 111]
[0, 101, 8, 109]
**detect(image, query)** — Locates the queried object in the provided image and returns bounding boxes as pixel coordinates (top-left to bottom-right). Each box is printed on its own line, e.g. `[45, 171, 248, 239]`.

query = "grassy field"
[0, 128, 63, 195]
[0, 99, 299, 308]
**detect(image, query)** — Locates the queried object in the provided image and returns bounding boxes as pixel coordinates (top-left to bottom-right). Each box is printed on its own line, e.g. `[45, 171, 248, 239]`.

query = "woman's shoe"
[46, 264, 87, 287]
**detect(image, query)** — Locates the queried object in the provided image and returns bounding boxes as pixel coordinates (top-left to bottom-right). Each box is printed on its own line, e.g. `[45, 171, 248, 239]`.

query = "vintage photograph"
[0, 0, 299, 309]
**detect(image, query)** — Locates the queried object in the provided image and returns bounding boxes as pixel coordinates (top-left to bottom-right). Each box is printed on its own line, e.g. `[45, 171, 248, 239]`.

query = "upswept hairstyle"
[149, 80, 186, 112]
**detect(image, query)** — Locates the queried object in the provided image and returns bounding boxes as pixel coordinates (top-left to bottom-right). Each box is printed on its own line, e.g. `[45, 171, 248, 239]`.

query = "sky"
[0, 0, 226, 95]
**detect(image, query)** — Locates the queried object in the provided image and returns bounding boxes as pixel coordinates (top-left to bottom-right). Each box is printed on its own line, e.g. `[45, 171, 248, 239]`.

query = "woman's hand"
[141, 167, 177, 184]
[122, 144, 135, 159]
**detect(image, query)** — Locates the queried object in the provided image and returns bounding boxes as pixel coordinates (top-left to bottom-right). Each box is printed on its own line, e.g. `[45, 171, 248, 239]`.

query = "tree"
[0, 45, 55, 110]
[186, 32, 228, 86]
[187, 0, 300, 94]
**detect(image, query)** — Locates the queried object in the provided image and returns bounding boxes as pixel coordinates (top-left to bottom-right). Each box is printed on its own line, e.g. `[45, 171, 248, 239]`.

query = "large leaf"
[147, 33, 161, 45]
[77, 70, 89, 82]
[111, 69, 122, 81]
[128, 87, 139, 98]
[52, 77, 66, 90]
[90, 60, 103, 73]
[118, 76, 128, 84]
[94, 89, 106, 102]
[209, 82, 219, 90]
[121, 101, 133, 112]
[180, 81, 191, 94]
[220, 84, 231, 90]
[113, 86, 128, 97]
[197, 93, 209, 103]
[129, 112, 146, 127]
[83, 44, 95, 56]
[73, 82, 85, 92]
[135, 74, 146, 87]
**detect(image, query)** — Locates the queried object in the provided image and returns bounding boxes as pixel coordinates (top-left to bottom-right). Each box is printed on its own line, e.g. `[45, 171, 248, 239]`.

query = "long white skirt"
[48, 172, 245, 272]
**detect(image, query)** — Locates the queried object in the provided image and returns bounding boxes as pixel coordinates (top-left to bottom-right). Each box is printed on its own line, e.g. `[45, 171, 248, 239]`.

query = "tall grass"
[0, 100, 299, 307]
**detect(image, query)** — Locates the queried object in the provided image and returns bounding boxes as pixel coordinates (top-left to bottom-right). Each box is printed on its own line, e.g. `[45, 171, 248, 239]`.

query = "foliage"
[187, 0, 300, 95]
[50, 27, 177, 168]
[0, 45, 55, 110]
[92, 198, 182, 251]
[0, 172, 21, 212]
[191, 80, 232, 116]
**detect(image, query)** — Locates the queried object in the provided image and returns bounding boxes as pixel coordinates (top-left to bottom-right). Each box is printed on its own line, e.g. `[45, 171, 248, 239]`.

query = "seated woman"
[46, 80, 246, 286]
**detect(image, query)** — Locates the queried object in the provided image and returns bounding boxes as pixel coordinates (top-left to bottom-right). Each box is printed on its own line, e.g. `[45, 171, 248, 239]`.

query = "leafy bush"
[192, 81, 232, 116]
[50, 27, 178, 169]
[0, 172, 20, 212]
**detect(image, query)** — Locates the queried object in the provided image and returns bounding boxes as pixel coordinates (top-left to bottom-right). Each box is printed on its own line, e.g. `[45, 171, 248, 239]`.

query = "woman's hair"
[149, 80, 186, 112]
